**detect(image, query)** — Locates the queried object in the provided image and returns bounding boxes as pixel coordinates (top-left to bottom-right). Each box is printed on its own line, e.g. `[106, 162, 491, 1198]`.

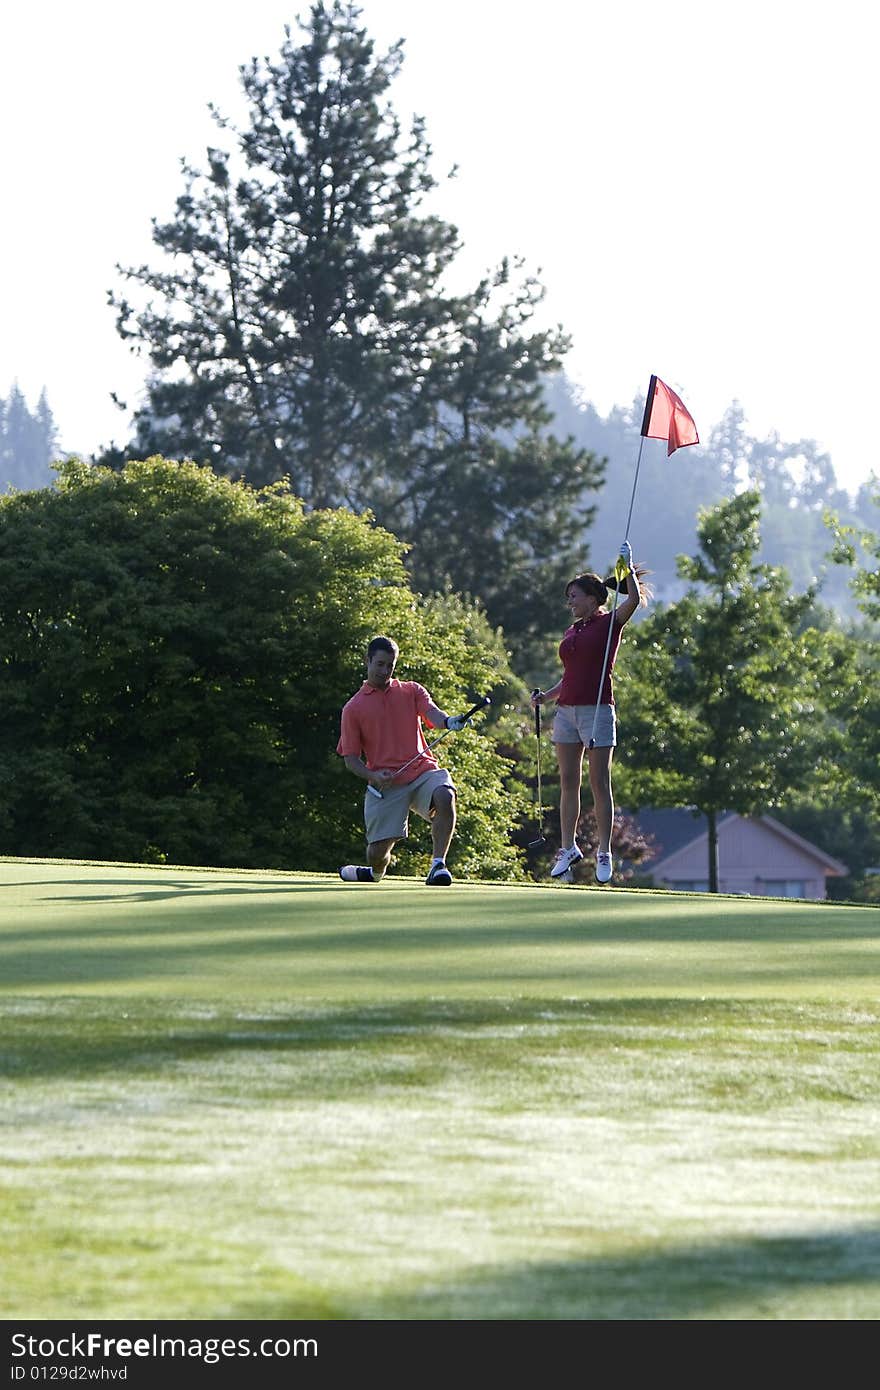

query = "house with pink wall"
[631, 809, 848, 899]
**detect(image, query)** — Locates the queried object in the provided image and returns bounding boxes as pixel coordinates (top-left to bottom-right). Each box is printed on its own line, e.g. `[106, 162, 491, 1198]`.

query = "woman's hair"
[566, 563, 652, 609]
[566, 572, 608, 605]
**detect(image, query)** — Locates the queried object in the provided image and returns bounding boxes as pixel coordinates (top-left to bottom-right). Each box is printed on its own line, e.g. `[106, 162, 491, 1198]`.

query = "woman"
[531, 540, 649, 884]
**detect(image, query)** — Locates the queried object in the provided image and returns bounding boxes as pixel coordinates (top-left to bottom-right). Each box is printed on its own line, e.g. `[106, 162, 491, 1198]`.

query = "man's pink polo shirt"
[337, 680, 440, 785]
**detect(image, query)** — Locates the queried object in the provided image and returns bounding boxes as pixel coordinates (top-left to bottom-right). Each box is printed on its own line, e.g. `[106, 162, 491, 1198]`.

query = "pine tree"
[36, 390, 59, 477]
[107, 1, 602, 661]
[0, 384, 57, 491]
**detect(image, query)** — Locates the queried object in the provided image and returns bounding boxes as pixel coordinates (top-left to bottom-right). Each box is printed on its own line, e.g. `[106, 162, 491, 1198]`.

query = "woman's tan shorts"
[552, 703, 617, 748]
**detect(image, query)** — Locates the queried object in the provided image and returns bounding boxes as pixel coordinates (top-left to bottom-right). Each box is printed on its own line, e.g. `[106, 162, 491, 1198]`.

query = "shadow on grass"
[8, 877, 335, 902]
[3, 924, 879, 994]
[3, 996, 877, 1083]
[2, 877, 879, 982]
[37, 883, 355, 905]
[320, 1226, 880, 1320]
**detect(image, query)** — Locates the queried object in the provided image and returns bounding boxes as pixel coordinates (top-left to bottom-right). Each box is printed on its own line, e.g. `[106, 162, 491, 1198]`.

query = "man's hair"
[367, 635, 399, 660]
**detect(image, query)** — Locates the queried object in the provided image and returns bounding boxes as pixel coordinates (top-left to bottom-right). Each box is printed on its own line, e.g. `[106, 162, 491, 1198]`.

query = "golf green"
[2, 859, 879, 1319]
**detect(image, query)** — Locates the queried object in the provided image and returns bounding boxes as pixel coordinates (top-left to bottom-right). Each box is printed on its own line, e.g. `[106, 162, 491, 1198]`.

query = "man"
[336, 636, 468, 886]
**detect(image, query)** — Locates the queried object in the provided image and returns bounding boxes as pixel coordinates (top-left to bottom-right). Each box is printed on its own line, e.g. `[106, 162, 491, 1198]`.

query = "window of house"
[761, 880, 808, 898]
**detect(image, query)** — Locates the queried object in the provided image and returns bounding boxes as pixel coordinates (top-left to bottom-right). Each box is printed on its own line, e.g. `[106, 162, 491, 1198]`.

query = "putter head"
[527, 835, 547, 850]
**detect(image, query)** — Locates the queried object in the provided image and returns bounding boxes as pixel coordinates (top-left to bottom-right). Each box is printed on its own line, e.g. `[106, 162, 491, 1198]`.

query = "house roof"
[628, 807, 736, 864]
[757, 814, 848, 874]
[627, 808, 848, 877]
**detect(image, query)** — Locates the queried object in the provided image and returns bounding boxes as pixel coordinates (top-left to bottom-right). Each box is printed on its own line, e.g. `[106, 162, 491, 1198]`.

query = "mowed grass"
[1, 857, 879, 1320]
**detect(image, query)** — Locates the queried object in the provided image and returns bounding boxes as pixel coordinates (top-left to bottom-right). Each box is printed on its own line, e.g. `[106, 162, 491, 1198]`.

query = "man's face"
[366, 647, 397, 688]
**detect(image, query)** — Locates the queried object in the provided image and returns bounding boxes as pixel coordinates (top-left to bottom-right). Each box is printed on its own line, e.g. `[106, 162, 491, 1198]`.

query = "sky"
[2, 0, 877, 495]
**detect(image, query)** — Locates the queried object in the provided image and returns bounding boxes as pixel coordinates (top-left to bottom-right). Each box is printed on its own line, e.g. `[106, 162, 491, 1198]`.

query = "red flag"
[640, 375, 699, 455]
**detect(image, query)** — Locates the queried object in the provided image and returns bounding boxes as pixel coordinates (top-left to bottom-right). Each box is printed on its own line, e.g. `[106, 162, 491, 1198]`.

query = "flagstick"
[622, 434, 646, 542]
[587, 581, 623, 750]
[587, 434, 646, 750]
[585, 375, 698, 748]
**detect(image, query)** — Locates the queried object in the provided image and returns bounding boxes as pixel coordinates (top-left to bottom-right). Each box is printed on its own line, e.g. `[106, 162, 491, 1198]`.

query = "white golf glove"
[446, 714, 470, 731]
[618, 539, 633, 572]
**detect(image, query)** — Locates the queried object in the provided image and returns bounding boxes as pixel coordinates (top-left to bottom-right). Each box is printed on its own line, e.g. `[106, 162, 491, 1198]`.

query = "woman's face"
[566, 582, 600, 622]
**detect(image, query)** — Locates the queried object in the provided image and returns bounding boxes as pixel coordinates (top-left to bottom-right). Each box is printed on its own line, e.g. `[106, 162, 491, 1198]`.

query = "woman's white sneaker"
[550, 845, 583, 878]
[595, 852, 613, 884]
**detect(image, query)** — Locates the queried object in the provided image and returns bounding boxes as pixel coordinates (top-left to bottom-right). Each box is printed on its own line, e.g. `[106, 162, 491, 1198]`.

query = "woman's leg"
[555, 741, 585, 846]
[587, 745, 614, 853]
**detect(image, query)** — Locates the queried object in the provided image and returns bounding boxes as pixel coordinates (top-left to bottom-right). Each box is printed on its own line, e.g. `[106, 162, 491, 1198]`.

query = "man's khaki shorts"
[552, 703, 617, 748]
[364, 767, 456, 844]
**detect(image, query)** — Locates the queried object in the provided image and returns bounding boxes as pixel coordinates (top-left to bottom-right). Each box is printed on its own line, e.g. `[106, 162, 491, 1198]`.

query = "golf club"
[366, 695, 491, 798]
[527, 689, 547, 849]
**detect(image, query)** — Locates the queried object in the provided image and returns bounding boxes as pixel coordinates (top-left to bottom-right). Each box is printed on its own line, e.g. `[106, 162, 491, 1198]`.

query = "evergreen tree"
[107, 2, 602, 659]
[0, 384, 57, 491]
[36, 389, 59, 475]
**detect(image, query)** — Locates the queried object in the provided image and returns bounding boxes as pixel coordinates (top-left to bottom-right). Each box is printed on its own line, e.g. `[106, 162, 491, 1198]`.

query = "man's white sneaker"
[595, 852, 613, 884]
[339, 865, 375, 883]
[550, 845, 583, 878]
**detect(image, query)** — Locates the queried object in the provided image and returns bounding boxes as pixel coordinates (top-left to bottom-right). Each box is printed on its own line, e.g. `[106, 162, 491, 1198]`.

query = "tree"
[107, 1, 602, 661]
[614, 491, 834, 891]
[852, 477, 880, 532]
[409, 429, 601, 679]
[752, 484, 880, 904]
[0, 384, 58, 491]
[0, 456, 529, 877]
[822, 482, 880, 815]
[826, 478, 880, 619]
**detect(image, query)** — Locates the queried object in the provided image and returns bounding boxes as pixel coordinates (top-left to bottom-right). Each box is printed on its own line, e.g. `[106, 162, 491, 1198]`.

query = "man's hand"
[445, 714, 470, 731]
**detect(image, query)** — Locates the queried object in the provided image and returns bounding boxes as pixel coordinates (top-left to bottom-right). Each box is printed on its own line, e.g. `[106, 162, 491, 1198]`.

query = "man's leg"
[340, 836, 396, 883]
[429, 786, 456, 861]
[367, 837, 397, 880]
[424, 786, 456, 885]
